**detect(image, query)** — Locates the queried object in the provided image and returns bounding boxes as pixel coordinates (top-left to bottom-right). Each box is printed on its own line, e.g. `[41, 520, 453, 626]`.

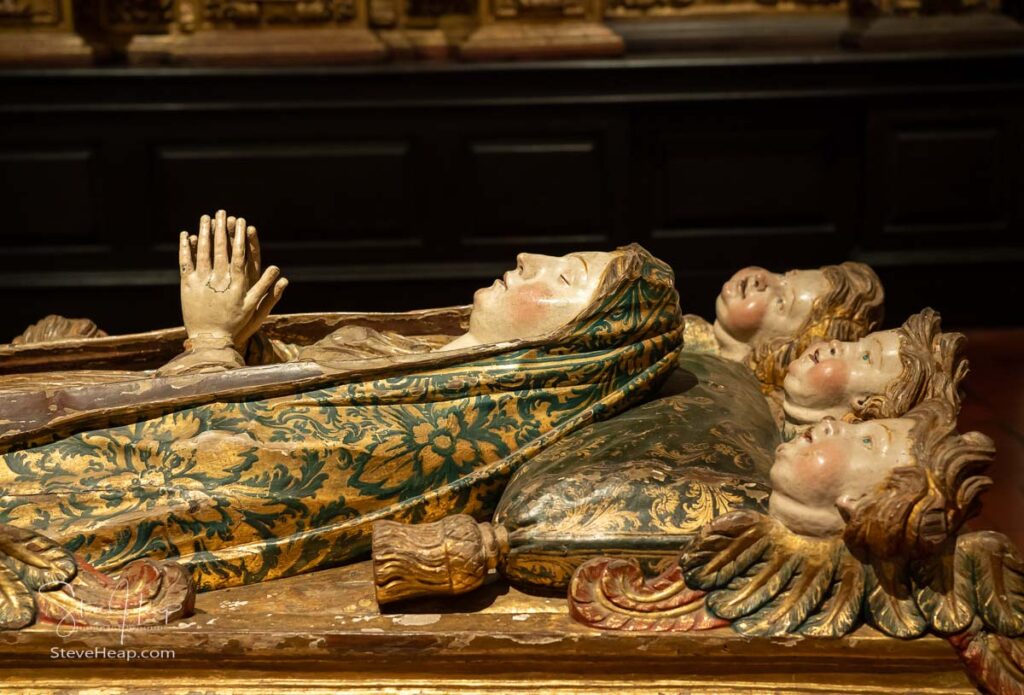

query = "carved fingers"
[244, 265, 282, 314]
[178, 231, 194, 276]
[237, 271, 288, 348]
[246, 224, 262, 287]
[190, 214, 209, 276]
[231, 217, 246, 274]
[212, 209, 230, 278]
[177, 209, 286, 350]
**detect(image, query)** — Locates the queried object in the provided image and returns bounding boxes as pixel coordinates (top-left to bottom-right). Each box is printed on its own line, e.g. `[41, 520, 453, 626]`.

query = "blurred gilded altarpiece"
[0, 0, 91, 64]
[0, 0, 1019, 64]
[106, 0, 387, 64]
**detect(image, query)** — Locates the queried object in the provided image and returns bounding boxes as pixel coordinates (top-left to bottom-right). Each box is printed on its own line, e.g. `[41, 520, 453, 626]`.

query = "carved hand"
[178, 210, 288, 352]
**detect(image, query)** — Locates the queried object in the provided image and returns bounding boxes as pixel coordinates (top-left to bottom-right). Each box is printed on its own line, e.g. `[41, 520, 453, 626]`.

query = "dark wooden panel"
[865, 111, 1021, 248]
[0, 51, 1022, 340]
[154, 140, 419, 249]
[888, 128, 1003, 227]
[655, 130, 836, 234]
[641, 117, 856, 270]
[0, 147, 98, 246]
[463, 138, 609, 247]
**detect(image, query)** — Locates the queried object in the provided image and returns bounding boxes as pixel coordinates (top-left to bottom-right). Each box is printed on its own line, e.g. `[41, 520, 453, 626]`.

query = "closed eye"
[559, 274, 571, 286]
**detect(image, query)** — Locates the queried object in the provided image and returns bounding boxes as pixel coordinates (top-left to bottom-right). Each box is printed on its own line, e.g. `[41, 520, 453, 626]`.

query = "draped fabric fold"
[0, 244, 683, 591]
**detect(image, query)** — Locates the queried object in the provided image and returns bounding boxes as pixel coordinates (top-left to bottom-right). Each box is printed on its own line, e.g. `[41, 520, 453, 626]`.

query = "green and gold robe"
[0, 245, 683, 591]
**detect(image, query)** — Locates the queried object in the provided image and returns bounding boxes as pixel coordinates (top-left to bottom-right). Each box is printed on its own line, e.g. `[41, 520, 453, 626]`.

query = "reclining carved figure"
[0, 211, 684, 593]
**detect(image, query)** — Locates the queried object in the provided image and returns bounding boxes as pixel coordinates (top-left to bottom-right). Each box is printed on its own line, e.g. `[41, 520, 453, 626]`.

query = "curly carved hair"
[852, 308, 968, 421]
[749, 262, 885, 390]
[841, 398, 995, 559]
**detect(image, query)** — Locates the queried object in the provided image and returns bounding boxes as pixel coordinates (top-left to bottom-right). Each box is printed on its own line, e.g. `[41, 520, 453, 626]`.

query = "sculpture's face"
[784, 330, 904, 414]
[469, 251, 614, 343]
[714, 267, 829, 346]
[768, 417, 915, 536]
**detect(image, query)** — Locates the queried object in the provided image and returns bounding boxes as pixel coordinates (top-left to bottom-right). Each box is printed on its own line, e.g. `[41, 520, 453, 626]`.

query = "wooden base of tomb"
[0, 560, 979, 693]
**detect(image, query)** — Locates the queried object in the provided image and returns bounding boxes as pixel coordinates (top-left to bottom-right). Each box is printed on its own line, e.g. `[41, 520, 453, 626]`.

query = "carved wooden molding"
[0, 523, 195, 631]
[569, 511, 1024, 694]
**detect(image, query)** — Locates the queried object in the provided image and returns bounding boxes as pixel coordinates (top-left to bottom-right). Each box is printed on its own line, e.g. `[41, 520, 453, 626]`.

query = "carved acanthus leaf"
[949, 628, 1024, 695]
[913, 541, 975, 635]
[0, 523, 195, 631]
[568, 558, 725, 631]
[34, 558, 195, 628]
[0, 523, 77, 590]
[0, 561, 35, 630]
[679, 510, 772, 591]
[864, 559, 928, 638]
[959, 531, 1024, 638]
[798, 549, 865, 638]
[732, 543, 840, 636]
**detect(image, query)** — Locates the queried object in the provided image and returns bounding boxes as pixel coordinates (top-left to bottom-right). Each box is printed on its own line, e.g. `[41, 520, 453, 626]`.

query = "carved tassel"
[372, 514, 508, 605]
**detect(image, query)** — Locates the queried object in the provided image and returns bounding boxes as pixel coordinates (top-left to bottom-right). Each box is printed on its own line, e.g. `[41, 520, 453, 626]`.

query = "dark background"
[2, 48, 1023, 340]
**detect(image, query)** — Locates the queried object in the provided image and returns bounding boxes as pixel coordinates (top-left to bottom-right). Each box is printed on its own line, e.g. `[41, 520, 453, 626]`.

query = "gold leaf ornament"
[958, 531, 1024, 637]
[0, 561, 34, 629]
[0, 523, 77, 590]
[913, 541, 975, 635]
[864, 559, 928, 638]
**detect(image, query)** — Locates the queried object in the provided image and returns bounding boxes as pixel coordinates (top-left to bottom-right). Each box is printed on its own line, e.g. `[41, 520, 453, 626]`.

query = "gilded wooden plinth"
[0, 560, 979, 693]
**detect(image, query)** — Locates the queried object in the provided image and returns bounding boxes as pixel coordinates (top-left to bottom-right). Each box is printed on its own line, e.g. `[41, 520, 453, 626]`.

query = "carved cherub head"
[713, 262, 885, 389]
[768, 398, 994, 546]
[839, 398, 995, 559]
[571, 402, 1013, 673]
[782, 308, 968, 434]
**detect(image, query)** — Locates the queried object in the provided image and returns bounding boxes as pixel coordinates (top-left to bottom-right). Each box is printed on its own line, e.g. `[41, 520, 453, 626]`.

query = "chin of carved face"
[770, 417, 915, 531]
[714, 266, 829, 346]
[784, 330, 904, 412]
[468, 251, 613, 344]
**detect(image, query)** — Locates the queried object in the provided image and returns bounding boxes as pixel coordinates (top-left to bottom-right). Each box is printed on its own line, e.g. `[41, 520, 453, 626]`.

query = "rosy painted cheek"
[807, 359, 849, 398]
[509, 284, 555, 327]
[725, 297, 767, 333]
[791, 439, 849, 503]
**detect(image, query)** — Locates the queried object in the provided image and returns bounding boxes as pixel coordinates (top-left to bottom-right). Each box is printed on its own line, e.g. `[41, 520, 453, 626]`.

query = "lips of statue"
[768, 417, 915, 537]
[784, 330, 904, 413]
[713, 267, 829, 346]
[468, 251, 614, 344]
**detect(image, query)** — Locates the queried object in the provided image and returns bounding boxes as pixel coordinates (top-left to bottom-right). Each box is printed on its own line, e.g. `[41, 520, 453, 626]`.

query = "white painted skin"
[712, 267, 830, 363]
[783, 330, 905, 432]
[443, 251, 614, 351]
[768, 417, 915, 537]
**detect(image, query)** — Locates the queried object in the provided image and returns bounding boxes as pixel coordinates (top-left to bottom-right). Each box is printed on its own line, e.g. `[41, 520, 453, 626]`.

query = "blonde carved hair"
[853, 308, 968, 421]
[749, 262, 885, 390]
[841, 398, 995, 559]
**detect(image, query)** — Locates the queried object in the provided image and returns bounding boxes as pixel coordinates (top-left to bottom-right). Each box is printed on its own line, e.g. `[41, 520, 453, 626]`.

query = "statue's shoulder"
[682, 314, 719, 355]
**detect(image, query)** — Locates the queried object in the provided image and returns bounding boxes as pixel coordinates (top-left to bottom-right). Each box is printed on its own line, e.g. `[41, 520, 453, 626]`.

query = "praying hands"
[161, 210, 288, 375]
